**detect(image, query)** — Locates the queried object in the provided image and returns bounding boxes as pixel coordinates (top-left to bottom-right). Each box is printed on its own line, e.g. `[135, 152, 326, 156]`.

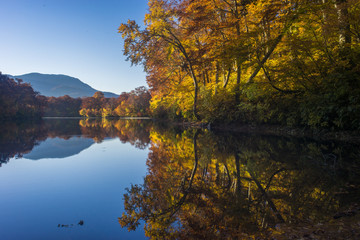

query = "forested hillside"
[0, 73, 45, 120]
[119, 0, 360, 130]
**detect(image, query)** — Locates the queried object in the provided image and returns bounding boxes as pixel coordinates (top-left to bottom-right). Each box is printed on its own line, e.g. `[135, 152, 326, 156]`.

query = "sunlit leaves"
[79, 87, 151, 117]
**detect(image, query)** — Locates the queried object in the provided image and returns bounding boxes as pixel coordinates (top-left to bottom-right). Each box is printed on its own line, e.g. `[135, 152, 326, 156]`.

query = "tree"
[93, 91, 105, 99]
[119, 0, 207, 119]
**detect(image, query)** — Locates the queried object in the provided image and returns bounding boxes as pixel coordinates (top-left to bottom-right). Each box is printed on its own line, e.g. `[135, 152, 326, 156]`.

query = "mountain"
[13, 73, 119, 98]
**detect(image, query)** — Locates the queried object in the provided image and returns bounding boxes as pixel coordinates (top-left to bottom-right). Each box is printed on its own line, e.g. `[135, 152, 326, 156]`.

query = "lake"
[0, 119, 359, 239]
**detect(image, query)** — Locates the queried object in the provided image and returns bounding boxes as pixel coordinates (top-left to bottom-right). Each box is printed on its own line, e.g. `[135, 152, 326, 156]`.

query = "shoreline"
[170, 121, 360, 144]
[39, 117, 360, 144]
[42, 116, 152, 120]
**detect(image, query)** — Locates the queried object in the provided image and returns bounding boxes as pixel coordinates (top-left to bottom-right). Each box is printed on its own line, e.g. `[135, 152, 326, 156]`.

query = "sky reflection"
[0, 138, 148, 240]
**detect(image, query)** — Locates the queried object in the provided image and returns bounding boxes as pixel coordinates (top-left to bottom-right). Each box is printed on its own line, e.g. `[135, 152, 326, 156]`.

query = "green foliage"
[299, 71, 360, 130]
[198, 87, 237, 123]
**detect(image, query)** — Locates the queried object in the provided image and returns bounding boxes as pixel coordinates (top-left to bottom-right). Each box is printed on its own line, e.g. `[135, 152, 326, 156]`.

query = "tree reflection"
[119, 129, 360, 238]
[79, 119, 151, 149]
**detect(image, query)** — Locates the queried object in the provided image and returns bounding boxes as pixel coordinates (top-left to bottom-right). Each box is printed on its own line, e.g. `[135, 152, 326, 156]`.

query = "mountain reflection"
[0, 121, 47, 166]
[23, 137, 94, 160]
[119, 129, 360, 239]
[0, 119, 152, 164]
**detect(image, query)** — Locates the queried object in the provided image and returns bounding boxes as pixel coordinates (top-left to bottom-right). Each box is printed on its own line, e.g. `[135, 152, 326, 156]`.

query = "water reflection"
[0, 121, 47, 166]
[79, 119, 151, 149]
[0, 119, 152, 164]
[119, 129, 360, 238]
[24, 137, 94, 160]
[1, 119, 359, 238]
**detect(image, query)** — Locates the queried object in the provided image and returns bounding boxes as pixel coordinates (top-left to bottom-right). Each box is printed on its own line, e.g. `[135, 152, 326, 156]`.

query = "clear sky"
[0, 0, 148, 94]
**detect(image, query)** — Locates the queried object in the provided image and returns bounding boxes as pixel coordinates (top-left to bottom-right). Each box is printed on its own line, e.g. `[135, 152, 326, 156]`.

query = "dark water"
[0, 119, 359, 239]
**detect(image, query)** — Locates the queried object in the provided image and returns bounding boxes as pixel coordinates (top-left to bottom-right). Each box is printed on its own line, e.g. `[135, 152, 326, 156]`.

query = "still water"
[0, 119, 359, 239]
[0, 119, 149, 240]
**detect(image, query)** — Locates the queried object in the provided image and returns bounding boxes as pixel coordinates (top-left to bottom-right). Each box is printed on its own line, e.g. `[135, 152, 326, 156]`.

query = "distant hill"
[12, 73, 119, 98]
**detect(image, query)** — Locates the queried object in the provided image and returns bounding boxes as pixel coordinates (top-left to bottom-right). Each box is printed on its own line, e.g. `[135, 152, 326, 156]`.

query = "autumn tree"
[119, 0, 360, 129]
[119, 0, 210, 119]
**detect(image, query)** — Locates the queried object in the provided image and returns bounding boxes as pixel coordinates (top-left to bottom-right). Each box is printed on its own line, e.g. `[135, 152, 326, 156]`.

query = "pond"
[0, 119, 359, 239]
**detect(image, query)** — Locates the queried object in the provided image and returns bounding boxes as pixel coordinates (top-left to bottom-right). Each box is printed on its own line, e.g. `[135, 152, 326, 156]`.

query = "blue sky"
[0, 0, 148, 94]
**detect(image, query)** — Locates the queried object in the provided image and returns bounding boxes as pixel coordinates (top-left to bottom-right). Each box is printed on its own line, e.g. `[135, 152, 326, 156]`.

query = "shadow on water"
[119, 128, 360, 239]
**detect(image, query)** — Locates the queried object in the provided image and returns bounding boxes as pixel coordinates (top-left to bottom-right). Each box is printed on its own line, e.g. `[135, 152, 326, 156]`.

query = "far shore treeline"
[0, 72, 151, 119]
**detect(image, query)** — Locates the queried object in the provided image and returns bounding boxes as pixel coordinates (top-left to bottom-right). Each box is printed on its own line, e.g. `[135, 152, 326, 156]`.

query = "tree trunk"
[247, 11, 299, 84]
[234, 152, 241, 195]
[235, 59, 241, 103]
[223, 67, 231, 88]
[335, 0, 351, 55]
[215, 62, 219, 95]
[202, 71, 206, 86]
[246, 31, 286, 84]
[188, 64, 200, 120]
[235, 1, 241, 103]
[165, 29, 200, 120]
